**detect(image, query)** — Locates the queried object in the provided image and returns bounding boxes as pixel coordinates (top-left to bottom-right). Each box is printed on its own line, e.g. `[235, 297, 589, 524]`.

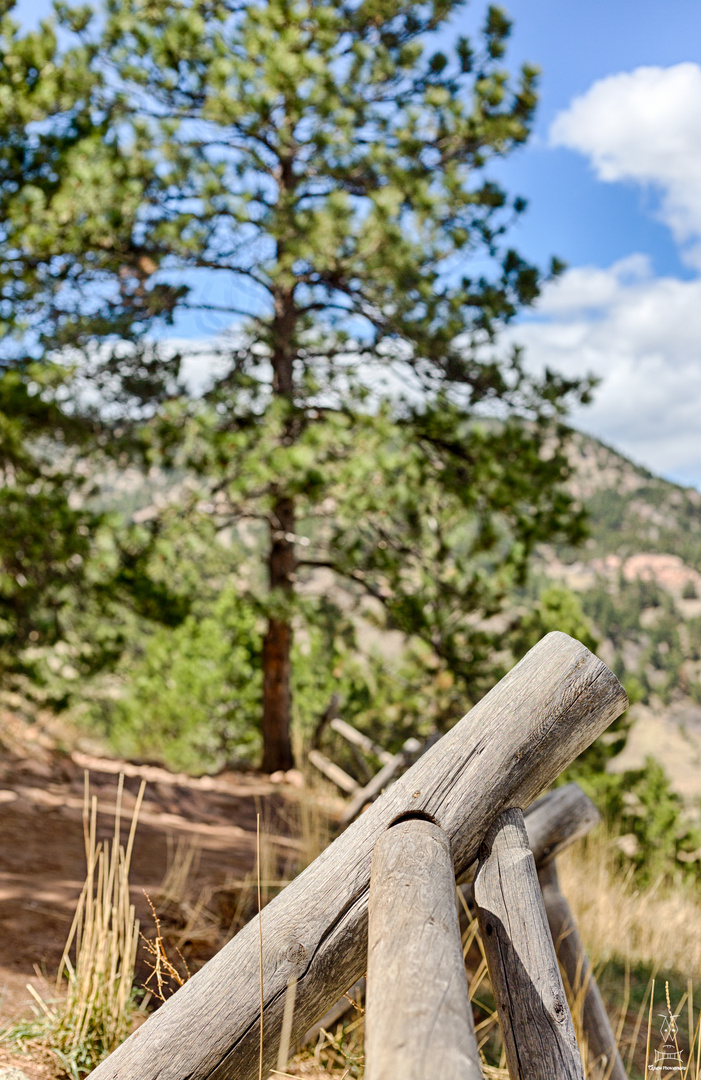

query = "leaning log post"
[474, 808, 585, 1080]
[365, 818, 482, 1080]
[307, 748, 359, 794]
[330, 716, 394, 765]
[460, 781, 602, 898]
[539, 860, 627, 1080]
[89, 632, 626, 1080]
[525, 782, 601, 866]
[323, 782, 604, 1036]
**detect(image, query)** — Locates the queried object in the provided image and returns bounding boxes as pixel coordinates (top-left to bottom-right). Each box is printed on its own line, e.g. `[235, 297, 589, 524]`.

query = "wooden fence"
[90, 631, 629, 1080]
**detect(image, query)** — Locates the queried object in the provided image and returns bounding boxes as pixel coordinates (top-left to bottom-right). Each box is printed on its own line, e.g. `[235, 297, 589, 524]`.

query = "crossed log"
[90, 632, 627, 1080]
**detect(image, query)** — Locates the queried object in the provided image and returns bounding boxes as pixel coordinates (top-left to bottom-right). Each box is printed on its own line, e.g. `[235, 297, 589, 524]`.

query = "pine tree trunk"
[262, 495, 295, 772]
[261, 280, 297, 772]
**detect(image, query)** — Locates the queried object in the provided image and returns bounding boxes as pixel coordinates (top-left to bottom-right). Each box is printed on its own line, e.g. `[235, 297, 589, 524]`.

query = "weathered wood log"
[365, 818, 482, 1080]
[339, 736, 422, 827]
[525, 782, 601, 867]
[474, 807, 585, 1080]
[330, 716, 394, 765]
[460, 781, 602, 890]
[314, 783, 602, 1031]
[459, 781, 602, 928]
[307, 749, 359, 794]
[89, 632, 626, 1080]
[539, 860, 627, 1080]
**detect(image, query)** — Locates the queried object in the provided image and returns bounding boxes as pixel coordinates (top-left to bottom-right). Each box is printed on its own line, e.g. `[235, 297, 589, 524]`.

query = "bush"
[95, 586, 262, 772]
[575, 757, 701, 888]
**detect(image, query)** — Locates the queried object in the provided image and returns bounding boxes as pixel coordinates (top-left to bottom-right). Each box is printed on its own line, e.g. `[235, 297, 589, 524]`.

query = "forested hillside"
[540, 433, 701, 807]
[8, 427, 701, 788]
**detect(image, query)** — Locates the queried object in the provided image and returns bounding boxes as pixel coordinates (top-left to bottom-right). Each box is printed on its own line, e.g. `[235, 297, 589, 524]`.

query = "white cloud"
[508, 257, 701, 487]
[531, 67, 701, 485]
[550, 63, 701, 266]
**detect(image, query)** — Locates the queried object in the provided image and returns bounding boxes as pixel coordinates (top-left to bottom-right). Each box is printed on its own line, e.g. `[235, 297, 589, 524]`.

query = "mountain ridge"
[543, 430, 701, 806]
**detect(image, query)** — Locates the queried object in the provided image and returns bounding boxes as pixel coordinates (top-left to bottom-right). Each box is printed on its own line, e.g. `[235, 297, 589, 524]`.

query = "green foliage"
[578, 574, 701, 707]
[0, 364, 100, 679]
[0, 0, 564, 369]
[296, 606, 468, 755]
[0, 1, 100, 353]
[96, 585, 262, 772]
[511, 582, 633, 786]
[521, 581, 701, 887]
[1, 0, 596, 769]
[0, 0, 695, 901]
[577, 759, 701, 888]
[139, 394, 591, 729]
[513, 583, 597, 655]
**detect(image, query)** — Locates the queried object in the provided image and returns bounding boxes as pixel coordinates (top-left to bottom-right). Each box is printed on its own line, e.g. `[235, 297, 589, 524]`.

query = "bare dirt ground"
[0, 708, 315, 1034]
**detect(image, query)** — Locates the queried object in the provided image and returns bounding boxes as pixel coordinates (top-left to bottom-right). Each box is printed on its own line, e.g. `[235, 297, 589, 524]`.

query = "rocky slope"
[542, 432, 701, 804]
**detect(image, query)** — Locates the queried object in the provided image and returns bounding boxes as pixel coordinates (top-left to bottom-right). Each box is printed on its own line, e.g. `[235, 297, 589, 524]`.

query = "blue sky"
[450, 0, 701, 277]
[438, 0, 701, 488]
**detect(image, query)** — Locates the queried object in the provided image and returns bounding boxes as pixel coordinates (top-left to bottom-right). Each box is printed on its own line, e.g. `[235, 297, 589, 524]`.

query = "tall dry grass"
[558, 827, 701, 982]
[11, 767, 699, 1080]
[557, 825, 701, 1079]
[0, 772, 145, 1079]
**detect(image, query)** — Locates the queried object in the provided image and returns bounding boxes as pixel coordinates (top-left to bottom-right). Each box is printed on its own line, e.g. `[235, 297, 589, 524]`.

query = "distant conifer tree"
[1, 0, 592, 769]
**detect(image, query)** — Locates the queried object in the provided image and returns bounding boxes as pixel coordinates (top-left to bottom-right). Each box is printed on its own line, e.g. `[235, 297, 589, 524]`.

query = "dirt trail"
[0, 724, 308, 1027]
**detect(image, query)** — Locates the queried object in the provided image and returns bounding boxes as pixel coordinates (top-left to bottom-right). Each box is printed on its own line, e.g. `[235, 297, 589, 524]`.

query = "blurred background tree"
[1, 0, 594, 770]
[0, 8, 101, 682]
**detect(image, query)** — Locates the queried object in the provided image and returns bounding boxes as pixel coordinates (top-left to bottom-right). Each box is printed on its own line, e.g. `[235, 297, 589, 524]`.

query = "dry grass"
[159, 834, 201, 910]
[280, 819, 701, 1080]
[140, 893, 190, 1004]
[292, 786, 333, 873]
[632, 976, 701, 1080]
[0, 772, 145, 1079]
[557, 826, 701, 1079]
[10, 769, 700, 1080]
[284, 1013, 366, 1080]
[151, 836, 220, 953]
[212, 785, 332, 945]
[559, 827, 701, 982]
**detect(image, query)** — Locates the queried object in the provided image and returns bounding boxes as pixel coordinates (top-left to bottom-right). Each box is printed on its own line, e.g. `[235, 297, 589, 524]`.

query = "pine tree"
[1, 0, 592, 769]
[0, 4, 101, 675]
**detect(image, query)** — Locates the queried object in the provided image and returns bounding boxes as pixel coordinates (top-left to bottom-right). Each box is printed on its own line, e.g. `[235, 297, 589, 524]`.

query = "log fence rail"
[89, 632, 630, 1080]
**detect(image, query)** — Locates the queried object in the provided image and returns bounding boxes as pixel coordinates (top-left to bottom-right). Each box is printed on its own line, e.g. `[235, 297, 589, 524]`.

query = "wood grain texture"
[474, 808, 585, 1080]
[308, 781, 599, 1056]
[365, 819, 482, 1080]
[460, 782, 602, 888]
[89, 632, 626, 1080]
[539, 861, 627, 1080]
[525, 783, 601, 867]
